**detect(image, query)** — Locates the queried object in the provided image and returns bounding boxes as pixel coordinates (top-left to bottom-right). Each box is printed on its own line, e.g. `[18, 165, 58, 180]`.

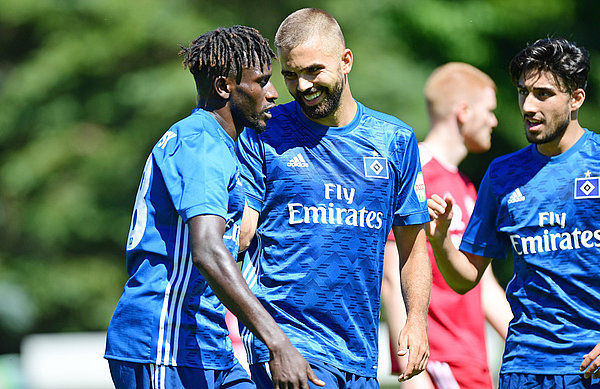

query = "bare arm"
[381, 240, 434, 388]
[426, 194, 491, 294]
[239, 202, 259, 253]
[188, 215, 323, 388]
[393, 223, 431, 382]
[480, 266, 512, 339]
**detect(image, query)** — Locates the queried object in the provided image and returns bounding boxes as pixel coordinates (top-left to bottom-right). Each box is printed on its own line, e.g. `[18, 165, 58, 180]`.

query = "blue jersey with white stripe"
[237, 101, 429, 377]
[460, 129, 600, 375]
[105, 108, 244, 369]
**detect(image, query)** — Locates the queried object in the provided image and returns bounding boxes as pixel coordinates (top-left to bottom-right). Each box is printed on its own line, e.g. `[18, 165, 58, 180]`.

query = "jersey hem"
[104, 354, 237, 370]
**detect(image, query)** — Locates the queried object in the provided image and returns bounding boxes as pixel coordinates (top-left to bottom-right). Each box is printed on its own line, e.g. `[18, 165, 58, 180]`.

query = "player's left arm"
[393, 223, 431, 382]
[581, 342, 600, 379]
[480, 266, 512, 339]
[239, 201, 259, 253]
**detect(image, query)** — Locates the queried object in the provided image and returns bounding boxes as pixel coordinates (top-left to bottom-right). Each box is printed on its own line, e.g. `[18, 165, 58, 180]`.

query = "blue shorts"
[107, 359, 255, 389]
[249, 359, 378, 389]
[499, 373, 600, 389]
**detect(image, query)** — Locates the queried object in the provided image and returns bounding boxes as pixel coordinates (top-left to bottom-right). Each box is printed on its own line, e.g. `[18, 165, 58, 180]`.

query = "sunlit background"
[1, 0, 599, 387]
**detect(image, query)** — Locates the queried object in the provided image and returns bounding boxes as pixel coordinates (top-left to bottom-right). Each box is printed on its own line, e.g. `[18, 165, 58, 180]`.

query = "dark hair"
[509, 38, 590, 92]
[179, 25, 276, 96]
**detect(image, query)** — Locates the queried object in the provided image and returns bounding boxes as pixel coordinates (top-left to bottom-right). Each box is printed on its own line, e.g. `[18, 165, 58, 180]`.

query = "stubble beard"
[525, 115, 569, 145]
[295, 76, 345, 120]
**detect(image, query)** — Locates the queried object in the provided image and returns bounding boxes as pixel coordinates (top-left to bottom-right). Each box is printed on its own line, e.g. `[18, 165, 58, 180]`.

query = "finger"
[584, 357, 600, 379]
[299, 376, 308, 389]
[427, 198, 445, 214]
[396, 333, 408, 357]
[307, 366, 325, 387]
[580, 344, 600, 378]
[430, 193, 446, 205]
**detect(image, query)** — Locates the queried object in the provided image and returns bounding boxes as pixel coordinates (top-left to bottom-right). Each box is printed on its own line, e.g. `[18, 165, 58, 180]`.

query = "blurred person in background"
[382, 62, 512, 389]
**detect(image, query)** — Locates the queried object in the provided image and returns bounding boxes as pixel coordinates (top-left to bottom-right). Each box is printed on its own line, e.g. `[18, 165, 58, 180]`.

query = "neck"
[536, 120, 584, 157]
[199, 97, 238, 141]
[422, 120, 467, 167]
[209, 108, 238, 141]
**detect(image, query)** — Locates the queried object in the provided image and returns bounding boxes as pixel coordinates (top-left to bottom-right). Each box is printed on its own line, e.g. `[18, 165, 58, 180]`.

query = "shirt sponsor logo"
[414, 172, 426, 202]
[507, 188, 526, 204]
[287, 153, 309, 168]
[363, 156, 389, 179]
[509, 212, 600, 255]
[574, 171, 600, 199]
[287, 183, 384, 229]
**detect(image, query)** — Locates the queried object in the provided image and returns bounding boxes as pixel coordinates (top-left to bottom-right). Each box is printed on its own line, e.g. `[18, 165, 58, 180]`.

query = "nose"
[297, 76, 313, 92]
[491, 113, 498, 128]
[520, 92, 536, 114]
[266, 81, 278, 101]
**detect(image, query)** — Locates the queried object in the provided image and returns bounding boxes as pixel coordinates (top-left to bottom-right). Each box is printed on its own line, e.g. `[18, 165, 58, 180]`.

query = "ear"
[456, 102, 470, 126]
[341, 48, 353, 75]
[214, 76, 231, 99]
[570, 88, 585, 111]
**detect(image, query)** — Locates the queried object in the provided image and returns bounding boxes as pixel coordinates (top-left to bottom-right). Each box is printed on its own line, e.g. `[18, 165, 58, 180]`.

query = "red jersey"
[388, 144, 487, 367]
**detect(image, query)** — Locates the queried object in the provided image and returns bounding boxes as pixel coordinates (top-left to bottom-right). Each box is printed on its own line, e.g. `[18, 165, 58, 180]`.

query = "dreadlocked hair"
[179, 25, 276, 95]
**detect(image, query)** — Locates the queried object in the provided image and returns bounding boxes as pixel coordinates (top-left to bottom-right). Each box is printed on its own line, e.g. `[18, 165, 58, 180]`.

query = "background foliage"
[1, 0, 599, 353]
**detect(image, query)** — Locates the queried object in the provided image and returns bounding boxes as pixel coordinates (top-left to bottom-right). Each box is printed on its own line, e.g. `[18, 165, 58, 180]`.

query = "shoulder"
[360, 103, 414, 135]
[586, 129, 600, 147]
[488, 145, 533, 175]
[484, 145, 535, 197]
[153, 109, 230, 158]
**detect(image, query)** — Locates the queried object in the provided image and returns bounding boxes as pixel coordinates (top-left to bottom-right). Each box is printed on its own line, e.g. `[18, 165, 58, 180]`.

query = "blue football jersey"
[105, 108, 245, 369]
[236, 101, 429, 377]
[460, 129, 600, 375]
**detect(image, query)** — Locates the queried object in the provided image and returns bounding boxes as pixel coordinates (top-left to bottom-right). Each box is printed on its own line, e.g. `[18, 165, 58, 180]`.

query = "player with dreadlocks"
[105, 25, 323, 389]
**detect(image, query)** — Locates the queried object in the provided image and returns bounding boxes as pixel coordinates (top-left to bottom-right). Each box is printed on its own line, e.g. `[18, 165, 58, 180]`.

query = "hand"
[426, 194, 453, 240]
[580, 342, 600, 379]
[396, 318, 429, 382]
[269, 338, 325, 388]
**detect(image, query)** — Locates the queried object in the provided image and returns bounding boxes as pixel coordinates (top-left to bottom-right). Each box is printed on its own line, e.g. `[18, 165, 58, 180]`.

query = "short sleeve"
[392, 130, 430, 226]
[236, 128, 266, 212]
[158, 131, 233, 222]
[459, 168, 509, 260]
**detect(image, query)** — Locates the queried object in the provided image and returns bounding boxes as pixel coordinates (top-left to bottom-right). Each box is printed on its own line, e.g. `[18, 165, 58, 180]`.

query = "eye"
[258, 76, 270, 87]
[517, 88, 528, 96]
[281, 71, 297, 80]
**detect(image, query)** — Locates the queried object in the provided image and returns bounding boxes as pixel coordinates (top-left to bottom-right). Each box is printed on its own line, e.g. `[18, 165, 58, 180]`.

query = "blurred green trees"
[0, 0, 599, 353]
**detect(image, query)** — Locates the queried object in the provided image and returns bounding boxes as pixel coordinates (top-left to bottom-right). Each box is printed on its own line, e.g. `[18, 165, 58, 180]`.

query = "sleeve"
[158, 131, 233, 222]
[392, 130, 430, 226]
[459, 168, 510, 260]
[236, 128, 266, 212]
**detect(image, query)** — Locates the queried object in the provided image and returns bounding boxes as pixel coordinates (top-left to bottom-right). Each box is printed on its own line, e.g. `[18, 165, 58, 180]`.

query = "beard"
[245, 113, 268, 134]
[231, 104, 270, 135]
[525, 115, 569, 145]
[294, 75, 345, 120]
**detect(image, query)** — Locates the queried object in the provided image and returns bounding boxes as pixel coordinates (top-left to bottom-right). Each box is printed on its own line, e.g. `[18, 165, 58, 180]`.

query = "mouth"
[263, 104, 276, 120]
[301, 90, 323, 106]
[525, 116, 543, 131]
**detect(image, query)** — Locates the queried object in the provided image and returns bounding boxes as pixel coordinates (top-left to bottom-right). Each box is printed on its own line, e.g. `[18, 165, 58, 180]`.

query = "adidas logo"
[287, 153, 309, 168]
[507, 188, 525, 204]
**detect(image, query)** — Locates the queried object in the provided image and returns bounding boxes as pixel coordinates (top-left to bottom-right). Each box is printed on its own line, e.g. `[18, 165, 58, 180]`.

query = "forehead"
[278, 35, 341, 70]
[518, 69, 563, 90]
[238, 64, 272, 81]
[479, 87, 497, 109]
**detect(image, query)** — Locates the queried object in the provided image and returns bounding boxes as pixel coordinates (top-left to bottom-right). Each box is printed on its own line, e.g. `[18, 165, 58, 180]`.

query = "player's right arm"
[189, 215, 324, 389]
[426, 194, 492, 294]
